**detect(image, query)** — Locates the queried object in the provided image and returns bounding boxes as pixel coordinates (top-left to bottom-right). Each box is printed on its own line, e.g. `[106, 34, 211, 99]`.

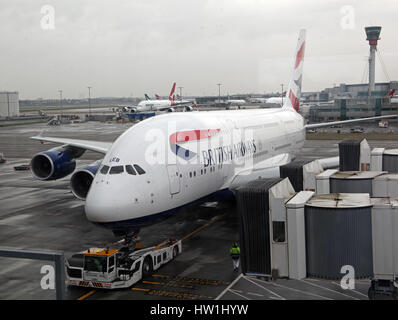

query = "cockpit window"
[133, 164, 146, 175]
[100, 165, 110, 174]
[126, 165, 137, 175]
[109, 166, 124, 174]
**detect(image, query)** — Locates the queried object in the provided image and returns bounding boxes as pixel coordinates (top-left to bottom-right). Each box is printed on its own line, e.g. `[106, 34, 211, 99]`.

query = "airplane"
[29, 29, 398, 238]
[250, 96, 285, 105]
[226, 99, 246, 107]
[130, 83, 195, 113]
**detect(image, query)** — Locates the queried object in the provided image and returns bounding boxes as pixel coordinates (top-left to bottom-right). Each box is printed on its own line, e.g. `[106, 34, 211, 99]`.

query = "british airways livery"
[29, 30, 397, 236]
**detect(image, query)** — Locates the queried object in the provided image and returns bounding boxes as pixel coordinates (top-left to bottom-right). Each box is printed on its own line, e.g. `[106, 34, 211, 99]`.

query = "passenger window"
[100, 165, 110, 174]
[109, 166, 124, 174]
[157, 255, 161, 264]
[133, 164, 146, 175]
[126, 165, 137, 175]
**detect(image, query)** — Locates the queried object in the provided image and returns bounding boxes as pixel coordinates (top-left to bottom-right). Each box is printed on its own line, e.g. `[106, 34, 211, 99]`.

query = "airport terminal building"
[0, 91, 20, 118]
[306, 81, 398, 122]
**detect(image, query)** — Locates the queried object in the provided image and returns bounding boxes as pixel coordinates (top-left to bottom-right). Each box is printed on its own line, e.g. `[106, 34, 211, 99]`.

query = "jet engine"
[129, 107, 138, 113]
[30, 146, 85, 181]
[167, 108, 176, 112]
[184, 106, 194, 112]
[70, 160, 101, 200]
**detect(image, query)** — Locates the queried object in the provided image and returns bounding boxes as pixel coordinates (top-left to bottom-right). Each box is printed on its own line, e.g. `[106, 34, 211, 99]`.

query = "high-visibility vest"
[230, 247, 240, 259]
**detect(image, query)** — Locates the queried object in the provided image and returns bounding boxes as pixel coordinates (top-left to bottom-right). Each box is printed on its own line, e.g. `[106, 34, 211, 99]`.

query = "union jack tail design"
[282, 29, 306, 113]
[168, 82, 176, 101]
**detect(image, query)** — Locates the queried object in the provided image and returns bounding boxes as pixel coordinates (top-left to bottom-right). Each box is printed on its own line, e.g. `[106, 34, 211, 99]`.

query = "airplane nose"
[85, 190, 120, 223]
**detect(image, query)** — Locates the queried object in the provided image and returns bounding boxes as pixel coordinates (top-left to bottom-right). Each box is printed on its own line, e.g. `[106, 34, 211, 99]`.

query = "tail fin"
[144, 94, 151, 101]
[282, 29, 306, 112]
[387, 89, 396, 98]
[169, 82, 176, 101]
[155, 94, 161, 99]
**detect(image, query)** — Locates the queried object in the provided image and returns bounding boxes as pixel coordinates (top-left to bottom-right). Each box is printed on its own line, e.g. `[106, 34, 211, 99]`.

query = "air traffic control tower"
[365, 26, 382, 97]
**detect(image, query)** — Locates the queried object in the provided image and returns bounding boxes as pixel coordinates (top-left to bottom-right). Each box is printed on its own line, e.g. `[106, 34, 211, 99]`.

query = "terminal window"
[273, 221, 286, 243]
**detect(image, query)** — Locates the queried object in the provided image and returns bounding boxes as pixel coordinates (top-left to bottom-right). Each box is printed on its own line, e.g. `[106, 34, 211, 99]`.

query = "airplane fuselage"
[136, 99, 191, 112]
[85, 108, 305, 232]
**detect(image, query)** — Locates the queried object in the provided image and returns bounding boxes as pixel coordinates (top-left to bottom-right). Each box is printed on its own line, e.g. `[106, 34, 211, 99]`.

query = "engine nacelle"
[129, 107, 138, 113]
[30, 147, 79, 181]
[70, 160, 101, 200]
[167, 108, 175, 112]
[184, 106, 194, 112]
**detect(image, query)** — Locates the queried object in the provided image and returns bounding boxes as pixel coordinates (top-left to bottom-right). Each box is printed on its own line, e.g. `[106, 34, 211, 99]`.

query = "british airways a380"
[29, 30, 397, 237]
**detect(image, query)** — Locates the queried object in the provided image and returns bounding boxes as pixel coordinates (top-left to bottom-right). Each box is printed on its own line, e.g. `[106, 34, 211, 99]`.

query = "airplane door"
[166, 164, 180, 195]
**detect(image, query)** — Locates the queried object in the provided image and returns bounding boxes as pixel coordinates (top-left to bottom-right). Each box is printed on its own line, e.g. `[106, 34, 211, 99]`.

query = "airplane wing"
[305, 114, 398, 129]
[30, 136, 112, 154]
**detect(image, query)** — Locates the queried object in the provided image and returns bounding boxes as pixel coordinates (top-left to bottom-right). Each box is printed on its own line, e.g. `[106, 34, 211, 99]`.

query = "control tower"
[365, 26, 382, 97]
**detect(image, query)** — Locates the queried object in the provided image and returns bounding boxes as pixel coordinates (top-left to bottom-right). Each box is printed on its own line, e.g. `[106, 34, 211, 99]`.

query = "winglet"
[282, 29, 306, 112]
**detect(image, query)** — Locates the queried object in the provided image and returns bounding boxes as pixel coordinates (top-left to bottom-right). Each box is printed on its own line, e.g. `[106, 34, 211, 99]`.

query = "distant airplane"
[250, 96, 285, 105]
[114, 83, 195, 113]
[132, 83, 195, 112]
[226, 99, 246, 107]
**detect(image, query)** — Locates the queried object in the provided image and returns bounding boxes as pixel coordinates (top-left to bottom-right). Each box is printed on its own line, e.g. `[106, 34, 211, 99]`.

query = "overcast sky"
[0, 0, 397, 99]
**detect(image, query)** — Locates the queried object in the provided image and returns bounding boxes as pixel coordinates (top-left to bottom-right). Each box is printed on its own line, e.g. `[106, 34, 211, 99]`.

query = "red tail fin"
[388, 89, 396, 97]
[169, 82, 176, 101]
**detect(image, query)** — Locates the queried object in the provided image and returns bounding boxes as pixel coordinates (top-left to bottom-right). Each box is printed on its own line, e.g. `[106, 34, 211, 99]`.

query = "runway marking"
[300, 279, 360, 300]
[142, 280, 195, 290]
[131, 287, 150, 292]
[253, 278, 332, 300]
[215, 273, 244, 300]
[0, 214, 32, 225]
[247, 291, 264, 297]
[243, 276, 286, 300]
[76, 290, 96, 300]
[331, 281, 369, 299]
[142, 280, 162, 285]
[180, 215, 223, 241]
[152, 274, 230, 286]
[229, 289, 251, 300]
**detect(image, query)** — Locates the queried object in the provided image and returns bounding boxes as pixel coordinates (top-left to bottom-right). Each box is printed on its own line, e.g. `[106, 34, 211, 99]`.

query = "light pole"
[87, 86, 92, 119]
[281, 84, 284, 105]
[58, 90, 63, 118]
[217, 83, 222, 103]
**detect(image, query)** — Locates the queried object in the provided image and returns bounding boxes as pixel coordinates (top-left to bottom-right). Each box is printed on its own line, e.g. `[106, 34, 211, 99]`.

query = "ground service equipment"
[65, 238, 182, 289]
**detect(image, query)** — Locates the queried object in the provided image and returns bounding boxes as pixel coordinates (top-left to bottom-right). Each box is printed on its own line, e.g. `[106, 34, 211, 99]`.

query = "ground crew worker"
[230, 242, 240, 271]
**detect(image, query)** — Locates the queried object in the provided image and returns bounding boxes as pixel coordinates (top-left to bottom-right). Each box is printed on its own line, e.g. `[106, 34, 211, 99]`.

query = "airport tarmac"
[1, 121, 397, 300]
